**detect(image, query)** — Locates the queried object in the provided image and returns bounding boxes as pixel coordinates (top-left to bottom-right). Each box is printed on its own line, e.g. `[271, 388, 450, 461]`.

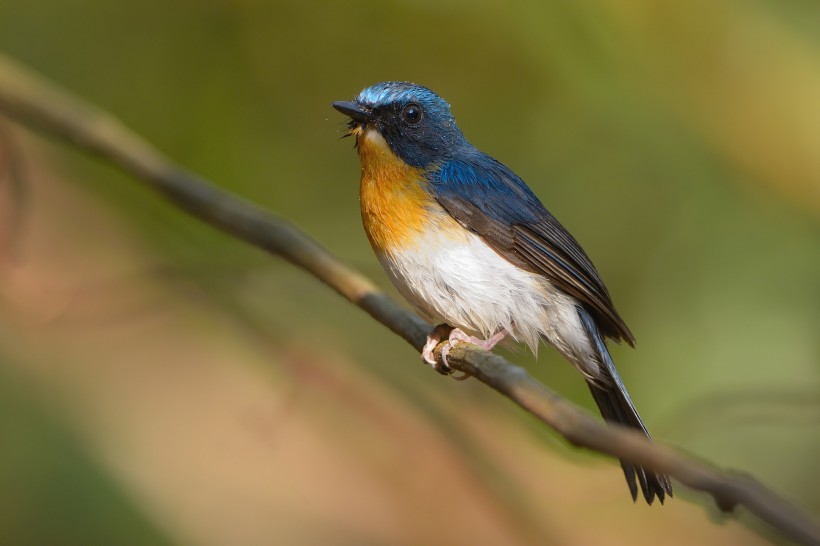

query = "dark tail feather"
[577, 307, 673, 505]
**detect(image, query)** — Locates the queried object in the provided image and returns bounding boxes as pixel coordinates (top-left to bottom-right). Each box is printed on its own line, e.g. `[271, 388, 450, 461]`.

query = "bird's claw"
[421, 324, 453, 374]
[422, 326, 506, 380]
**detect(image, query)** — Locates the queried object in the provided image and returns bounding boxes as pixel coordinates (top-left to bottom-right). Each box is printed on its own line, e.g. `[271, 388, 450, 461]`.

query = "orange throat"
[355, 128, 432, 253]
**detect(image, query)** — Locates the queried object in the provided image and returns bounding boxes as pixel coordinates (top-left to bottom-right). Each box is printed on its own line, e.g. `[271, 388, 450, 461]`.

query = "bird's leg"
[440, 328, 507, 368]
[423, 325, 508, 377]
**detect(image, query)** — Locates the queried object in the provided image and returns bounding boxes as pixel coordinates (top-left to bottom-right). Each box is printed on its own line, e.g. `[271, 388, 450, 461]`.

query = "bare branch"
[0, 54, 818, 546]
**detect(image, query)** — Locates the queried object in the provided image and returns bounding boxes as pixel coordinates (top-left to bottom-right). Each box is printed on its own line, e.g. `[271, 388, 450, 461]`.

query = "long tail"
[577, 307, 673, 505]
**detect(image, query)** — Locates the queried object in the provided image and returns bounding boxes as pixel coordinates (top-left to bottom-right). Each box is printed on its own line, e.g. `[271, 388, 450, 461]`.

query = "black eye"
[401, 103, 423, 125]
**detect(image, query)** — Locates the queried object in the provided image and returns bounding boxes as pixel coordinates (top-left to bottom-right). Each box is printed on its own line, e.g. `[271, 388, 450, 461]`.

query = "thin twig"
[0, 54, 818, 546]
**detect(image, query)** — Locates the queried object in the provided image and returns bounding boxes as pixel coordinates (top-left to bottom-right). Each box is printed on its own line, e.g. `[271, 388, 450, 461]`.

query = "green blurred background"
[0, 1, 819, 544]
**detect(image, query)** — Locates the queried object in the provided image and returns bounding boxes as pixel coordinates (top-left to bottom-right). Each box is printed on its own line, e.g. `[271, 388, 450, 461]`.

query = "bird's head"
[333, 81, 466, 169]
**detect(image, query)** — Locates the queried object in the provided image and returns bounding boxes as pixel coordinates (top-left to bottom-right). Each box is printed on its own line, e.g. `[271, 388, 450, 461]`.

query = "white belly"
[377, 229, 601, 377]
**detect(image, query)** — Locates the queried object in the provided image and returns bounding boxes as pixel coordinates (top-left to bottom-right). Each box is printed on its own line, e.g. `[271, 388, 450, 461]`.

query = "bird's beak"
[332, 101, 373, 123]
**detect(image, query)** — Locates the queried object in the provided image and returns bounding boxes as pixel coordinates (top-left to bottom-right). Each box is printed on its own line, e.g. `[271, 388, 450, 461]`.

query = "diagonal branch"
[0, 54, 818, 546]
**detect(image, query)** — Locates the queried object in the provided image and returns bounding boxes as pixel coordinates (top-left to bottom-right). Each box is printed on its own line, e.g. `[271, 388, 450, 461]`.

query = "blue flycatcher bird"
[333, 81, 672, 504]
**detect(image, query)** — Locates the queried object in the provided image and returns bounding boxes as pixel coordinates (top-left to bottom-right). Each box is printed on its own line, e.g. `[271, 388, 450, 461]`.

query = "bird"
[332, 81, 672, 504]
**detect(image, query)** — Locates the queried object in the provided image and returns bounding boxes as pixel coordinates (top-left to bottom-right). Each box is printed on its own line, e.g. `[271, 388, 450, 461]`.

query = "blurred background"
[1, 1, 819, 544]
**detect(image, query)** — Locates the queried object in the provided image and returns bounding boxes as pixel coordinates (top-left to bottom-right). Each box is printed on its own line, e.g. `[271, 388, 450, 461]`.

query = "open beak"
[332, 101, 373, 123]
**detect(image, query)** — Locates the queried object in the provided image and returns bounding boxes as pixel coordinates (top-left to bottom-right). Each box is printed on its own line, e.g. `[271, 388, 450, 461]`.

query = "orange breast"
[357, 129, 435, 253]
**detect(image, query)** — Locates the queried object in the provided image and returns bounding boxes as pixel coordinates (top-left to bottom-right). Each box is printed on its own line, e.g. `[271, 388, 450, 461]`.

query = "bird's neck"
[356, 129, 434, 254]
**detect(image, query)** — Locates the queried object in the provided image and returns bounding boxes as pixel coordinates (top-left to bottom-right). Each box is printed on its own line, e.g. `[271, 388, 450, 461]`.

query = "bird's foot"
[422, 326, 507, 379]
[441, 328, 507, 367]
[422, 324, 453, 368]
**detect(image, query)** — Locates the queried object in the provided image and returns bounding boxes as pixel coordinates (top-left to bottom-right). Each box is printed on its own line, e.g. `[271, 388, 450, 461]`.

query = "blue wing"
[429, 151, 634, 345]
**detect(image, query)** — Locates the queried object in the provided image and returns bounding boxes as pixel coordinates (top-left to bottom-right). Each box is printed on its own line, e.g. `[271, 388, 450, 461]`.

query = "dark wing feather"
[429, 153, 635, 345]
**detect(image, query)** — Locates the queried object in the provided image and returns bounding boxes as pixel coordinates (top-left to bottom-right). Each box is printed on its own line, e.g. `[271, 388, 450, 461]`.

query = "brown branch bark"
[0, 53, 818, 546]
